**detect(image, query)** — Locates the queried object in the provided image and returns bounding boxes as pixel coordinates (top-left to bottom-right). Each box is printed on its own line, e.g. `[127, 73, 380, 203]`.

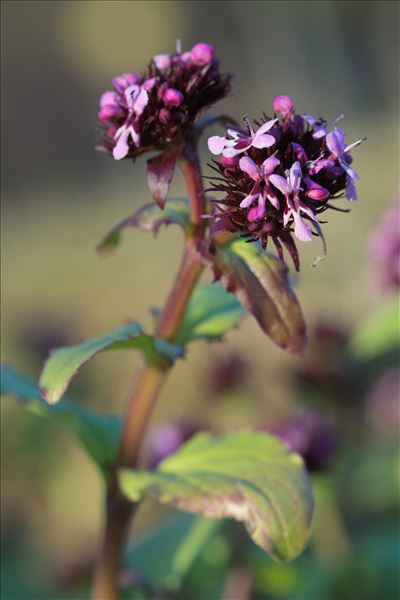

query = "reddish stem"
[91, 146, 205, 600]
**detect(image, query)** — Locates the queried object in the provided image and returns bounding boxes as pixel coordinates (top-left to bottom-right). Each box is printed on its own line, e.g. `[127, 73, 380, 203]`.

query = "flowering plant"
[2, 42, 364, 600]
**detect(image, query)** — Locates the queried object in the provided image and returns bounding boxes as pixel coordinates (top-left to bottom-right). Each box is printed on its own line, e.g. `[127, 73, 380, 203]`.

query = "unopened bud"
[163, 88, 184, 107]
[191, 43, 214, 66]
[220, 155, 239, 168]
[273, 94, 294, 117]
[153, 54, 171, 70]
[98, 105, 121, 122]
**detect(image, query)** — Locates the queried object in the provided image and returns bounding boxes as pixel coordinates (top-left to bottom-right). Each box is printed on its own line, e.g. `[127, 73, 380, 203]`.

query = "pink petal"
[226, 128, 242, 140]
[142, 77, 157, 91]
[252, 133, 276, 150]
[262, 155, 280, 175]
[293, 211, 313, 242]
[239, 156, 258, 181]
[266, 192, 280, 210]
[346, 175, 358, 201]
[240, 193, 259, 209]
[113, 128, 131, 160]
[133, 88, 149, 115]
[208, 135, 227, 155]
[326, 127, 346, 157]
[270, 174, 289, 196]
[256, 118, 278, 135]
[223, 142, 251, 158]
[289, 162, 302, 193]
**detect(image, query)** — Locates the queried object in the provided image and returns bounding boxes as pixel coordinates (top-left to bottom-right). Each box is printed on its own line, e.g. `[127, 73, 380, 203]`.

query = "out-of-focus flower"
[367, 195, 400, 293]
[147, 422, 200, 469]
[269, 409, 339, 472]
[96, 42, 231, 161]
[365, 368, 400, 436]
[293, 321, 353, 392]
[208, 352, 248, 395]
[207, 95, 364, 270]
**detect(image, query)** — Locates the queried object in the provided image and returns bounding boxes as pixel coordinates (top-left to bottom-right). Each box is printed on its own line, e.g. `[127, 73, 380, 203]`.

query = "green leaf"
[350, 294, 400, 359]
[174, 283, 246, 345]
[120, 431, 314, 562]
[211, 238, 307, 355]
[39, 323, 183, 405]
[1, 365, 121, 474]
[125, 513, 221, 591]
[97, 199, 190, 256]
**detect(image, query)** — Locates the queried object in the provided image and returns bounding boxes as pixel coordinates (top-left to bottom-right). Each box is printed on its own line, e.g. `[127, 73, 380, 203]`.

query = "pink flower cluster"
[207, 95, 364, 270]
[97, 43, 231, 160]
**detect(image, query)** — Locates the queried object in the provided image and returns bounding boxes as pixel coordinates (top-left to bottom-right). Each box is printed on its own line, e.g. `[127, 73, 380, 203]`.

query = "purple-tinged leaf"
[147, 147, 182, 209]
[210, 238, 307, 355]
[119, 431, 314, 562]
[97, 199, 190, 256]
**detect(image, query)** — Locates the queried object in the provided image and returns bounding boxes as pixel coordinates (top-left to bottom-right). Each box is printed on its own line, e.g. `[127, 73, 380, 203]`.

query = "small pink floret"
[273, 94, 294, 117]
[190, 43, 214, 66]
[163, 88, 184, 107]
[98, 105, 121, 122]
[220, 155, 239, 168]
[153, 54, 171, 70]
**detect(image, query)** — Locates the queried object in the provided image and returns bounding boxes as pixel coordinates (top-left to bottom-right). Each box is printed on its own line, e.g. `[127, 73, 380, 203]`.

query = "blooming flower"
[208, 117, 277, 158]
[326, 127, 363, 200]
[239, 155, 281, 221]
[97, 42, 231, 161]
[207, 95, 364, 270]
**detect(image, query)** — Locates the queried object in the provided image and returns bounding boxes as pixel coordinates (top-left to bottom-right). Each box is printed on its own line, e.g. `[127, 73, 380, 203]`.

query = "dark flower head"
[270, 409, 339, 472]
[97, 42, 231, 160]
[207, 96, 364, 270]
[208, 352, 248, 395]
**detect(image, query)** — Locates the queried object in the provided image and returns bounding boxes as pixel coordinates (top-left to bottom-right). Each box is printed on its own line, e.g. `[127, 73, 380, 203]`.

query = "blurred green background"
[1, 1, 399, 599]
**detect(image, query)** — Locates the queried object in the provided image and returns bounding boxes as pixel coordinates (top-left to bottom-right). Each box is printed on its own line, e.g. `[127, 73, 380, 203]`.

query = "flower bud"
[304, 178, 330, 201]
[158, 107, 170, 124]
[153, 54, 171, 70]
[273, 94, 294, 117]
[220, 154, 239, 168]
[97, 105, 122, 122]
[190, 43, 214, 66]
[163, 87, 184, 107]
[180, 51, 192, 63]
[99, 91, 118, 108]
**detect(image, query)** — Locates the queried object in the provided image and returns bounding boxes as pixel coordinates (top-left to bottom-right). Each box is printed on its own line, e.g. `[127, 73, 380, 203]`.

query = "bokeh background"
[1, 1, 399, 599]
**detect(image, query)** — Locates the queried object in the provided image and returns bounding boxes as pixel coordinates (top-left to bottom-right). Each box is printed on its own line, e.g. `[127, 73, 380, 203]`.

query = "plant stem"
[91, 145, 205, 600]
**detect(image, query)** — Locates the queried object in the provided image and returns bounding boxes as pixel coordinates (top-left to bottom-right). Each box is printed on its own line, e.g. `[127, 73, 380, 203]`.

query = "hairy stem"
[92, 145, 205, 600]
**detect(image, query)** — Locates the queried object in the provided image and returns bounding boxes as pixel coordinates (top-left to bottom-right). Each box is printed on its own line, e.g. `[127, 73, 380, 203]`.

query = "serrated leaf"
[175, 282, 245, 345]
[97, 199, 190, 256]
[125, 513, 221, 591]
[1, 365, 121, 475]
[350, 294, 400, 359]
[147, 147, 181, 209]
[120, 431, 314, 562]
[211, 238, 306, 355]
[39, 323, 183, 405]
